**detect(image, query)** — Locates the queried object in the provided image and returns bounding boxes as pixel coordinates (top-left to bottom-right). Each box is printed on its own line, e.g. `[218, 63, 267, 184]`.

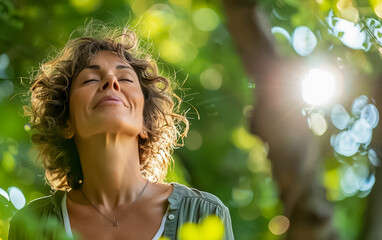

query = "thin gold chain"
[80, 179, 149, 227]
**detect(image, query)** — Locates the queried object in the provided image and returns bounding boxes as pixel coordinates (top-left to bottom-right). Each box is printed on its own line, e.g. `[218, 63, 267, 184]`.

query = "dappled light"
[268, 215, 289, 235]
[200, 67, 222, 90]
[332, 104, 351, 130]
[328, 95, 380, 201]
[327, 10, 370, 50]
[69, 0, 101, 14]
[332, 131, 360, 157]
[231, 183, 253, 208]
[308, 112, 328, 136]
[184, 130, 203, 151]
[8, 187, 26, 210]
[2, 0, 382, 239]
[331, 95, 379, 158]
[292, 26, 317, 56]
[192, 8, 219, 32]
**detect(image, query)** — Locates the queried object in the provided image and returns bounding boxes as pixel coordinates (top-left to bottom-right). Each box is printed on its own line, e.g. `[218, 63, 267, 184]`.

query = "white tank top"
[61, 192, 167, 240]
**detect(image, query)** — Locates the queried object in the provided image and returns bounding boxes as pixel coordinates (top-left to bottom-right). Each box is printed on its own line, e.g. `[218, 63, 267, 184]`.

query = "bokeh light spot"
[332, 18, 366, 49]
[193, 8, 219, 32]
[24, 124, 31, 131]
[350, 119, 372, 145]
[242, 105, 254, 118]
[360, 104, 379, 129]
[139, 4, 176, 38]
[308, 112, 328, 136]
[0, 80, 14, 103]
[340, 166, 358, 196]
[232, 186, 253, 207]
[159, 39, 184, 63]
[185, 130, 203, 151]
[200, 68, 222, 90]
[331, 104, 351, 130]
[268, 215, 290, 235]
[130, 0, 154, 16]
[336, 0, 352, 10]
[2, 151, 16, 172]
[69, 0, 101, 14]
[374, 1, 382, 19]
[292, 26, 317, 56]
[368, 148, 380, 167]
[353, 164, 374, 192]
[340, 6, 359, 23]
[232, 127, 256, 150]
[169, 21, 193, 43]
[323, 168, 341, 201]
[302, 69, 337, 106]
[352, 95, 369, 117]
[333, 131, 360, 157]
[169, 0, 191, 8]
[8, 187, 26, 210]
[0, 53, 10, 72]
[271, 27, 291, 43]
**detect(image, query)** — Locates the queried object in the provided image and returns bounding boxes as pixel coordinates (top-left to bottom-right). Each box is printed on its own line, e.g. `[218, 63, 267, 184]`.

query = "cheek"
[68, 90, 91, 126]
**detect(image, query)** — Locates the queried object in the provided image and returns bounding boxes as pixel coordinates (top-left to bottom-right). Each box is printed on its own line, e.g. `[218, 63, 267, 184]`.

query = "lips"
[94, 95, 126, 108]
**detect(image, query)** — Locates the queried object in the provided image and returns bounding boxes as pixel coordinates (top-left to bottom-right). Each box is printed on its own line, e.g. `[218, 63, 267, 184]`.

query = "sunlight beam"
[302, 69, 338, 106]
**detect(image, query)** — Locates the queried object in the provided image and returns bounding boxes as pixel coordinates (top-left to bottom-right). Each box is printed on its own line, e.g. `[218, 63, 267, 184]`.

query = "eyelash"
[83, 79, 98, 84]
[119, 79, 133, 83]
[83, 79, 133, 84]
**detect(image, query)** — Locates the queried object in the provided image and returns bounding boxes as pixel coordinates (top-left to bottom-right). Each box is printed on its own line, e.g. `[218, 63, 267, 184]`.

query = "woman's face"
[67, 50, 145, 140]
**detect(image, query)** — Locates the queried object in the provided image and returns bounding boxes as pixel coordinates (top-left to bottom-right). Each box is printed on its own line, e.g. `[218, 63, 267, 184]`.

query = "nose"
[99, 75, 120, 92]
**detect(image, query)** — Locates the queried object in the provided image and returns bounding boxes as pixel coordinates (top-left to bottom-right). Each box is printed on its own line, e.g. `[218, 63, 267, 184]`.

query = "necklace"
[80, 179, 149, 227]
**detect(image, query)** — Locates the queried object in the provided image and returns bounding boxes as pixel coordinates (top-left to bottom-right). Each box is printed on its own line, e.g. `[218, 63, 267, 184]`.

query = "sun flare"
[302, 69, 337, 106]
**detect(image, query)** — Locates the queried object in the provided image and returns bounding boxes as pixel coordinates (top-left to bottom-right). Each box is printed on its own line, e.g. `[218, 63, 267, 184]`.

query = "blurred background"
[1, 0, 382, 239]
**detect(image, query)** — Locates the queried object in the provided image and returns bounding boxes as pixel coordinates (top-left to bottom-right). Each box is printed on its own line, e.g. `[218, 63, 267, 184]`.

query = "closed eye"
[119, 79, 133, 83]
[83, 79, 98, 84]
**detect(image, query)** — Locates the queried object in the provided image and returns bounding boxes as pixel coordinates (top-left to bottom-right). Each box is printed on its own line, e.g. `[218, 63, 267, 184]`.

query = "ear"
[139, 128, 148, 139]
[63, 127, 74, 139]
[63, 120, 74, 139]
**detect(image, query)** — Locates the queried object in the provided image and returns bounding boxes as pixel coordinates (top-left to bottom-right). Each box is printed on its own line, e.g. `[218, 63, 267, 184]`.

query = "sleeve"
[215, 205, 235, 240]
[8, 208, 31, 240]
[220, 205, 234, 240]
[7, 206, 71, 240]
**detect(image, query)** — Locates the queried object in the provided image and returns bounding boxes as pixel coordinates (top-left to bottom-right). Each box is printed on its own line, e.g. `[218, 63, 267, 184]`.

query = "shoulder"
[165, 183, 234, 239]
[170, 183, 228, 212]
[10, 191, 64, 223]
[8, 191, 68, 240]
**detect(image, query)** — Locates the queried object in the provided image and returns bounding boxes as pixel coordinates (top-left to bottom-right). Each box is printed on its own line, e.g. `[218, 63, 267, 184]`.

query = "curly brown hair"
[24, 23, 188, 191]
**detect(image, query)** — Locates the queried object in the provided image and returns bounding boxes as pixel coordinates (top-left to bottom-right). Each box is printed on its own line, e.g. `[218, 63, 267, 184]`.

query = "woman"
[7, 23, 234, 240]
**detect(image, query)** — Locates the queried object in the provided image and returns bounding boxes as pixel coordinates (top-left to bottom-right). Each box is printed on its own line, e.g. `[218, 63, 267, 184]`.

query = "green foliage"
[2, 0, 381, 239]
[178, 215, 224, 240]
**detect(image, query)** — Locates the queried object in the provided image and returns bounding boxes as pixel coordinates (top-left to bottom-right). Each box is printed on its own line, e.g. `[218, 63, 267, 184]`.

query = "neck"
[74, 132, 147, 211]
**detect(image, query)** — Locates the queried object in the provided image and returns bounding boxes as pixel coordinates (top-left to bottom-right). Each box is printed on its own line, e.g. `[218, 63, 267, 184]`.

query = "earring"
[67, 131, 71, 136]
[79, 179, 83, 184]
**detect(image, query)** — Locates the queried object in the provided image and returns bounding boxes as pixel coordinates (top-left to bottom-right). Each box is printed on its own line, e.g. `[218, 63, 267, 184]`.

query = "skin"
[64, 50, 172, 240]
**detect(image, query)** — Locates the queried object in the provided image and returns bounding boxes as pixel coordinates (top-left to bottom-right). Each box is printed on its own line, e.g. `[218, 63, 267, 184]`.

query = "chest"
[67, 201, 167, 240]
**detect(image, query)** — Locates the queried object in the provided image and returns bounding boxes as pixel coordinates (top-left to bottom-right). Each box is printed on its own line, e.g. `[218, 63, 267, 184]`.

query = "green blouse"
[8, 183, 234, 240]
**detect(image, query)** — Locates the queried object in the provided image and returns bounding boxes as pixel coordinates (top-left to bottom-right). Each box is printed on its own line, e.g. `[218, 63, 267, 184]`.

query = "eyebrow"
[84, 64, 133, 70]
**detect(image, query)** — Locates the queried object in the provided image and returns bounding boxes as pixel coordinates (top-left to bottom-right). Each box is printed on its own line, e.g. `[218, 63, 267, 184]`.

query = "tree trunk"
[360, 77, 382, 240]
[223, 0, 338, 239]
